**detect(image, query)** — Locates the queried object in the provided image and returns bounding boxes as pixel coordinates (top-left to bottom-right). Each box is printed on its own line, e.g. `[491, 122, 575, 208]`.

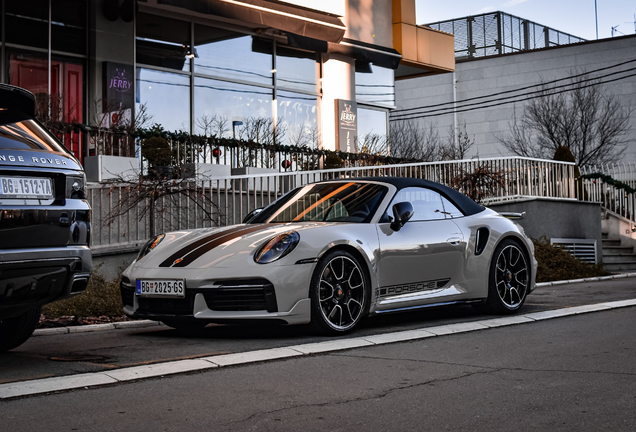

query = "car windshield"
[0, 113, 69, 153]
[251, 182, 388, 223]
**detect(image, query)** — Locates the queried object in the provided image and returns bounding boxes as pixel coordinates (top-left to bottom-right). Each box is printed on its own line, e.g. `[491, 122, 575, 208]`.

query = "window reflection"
[355, 66, 395, 106]
[195, 26, 272, 86]
[358, 108, 387, 137]
[137, 69, 190, 132]
[136, 13, 190, 72]
[277, 91, 317, 147]
[276, 48, 317, 93]
[389, 187, 446, 221]
[194, 77, 272, 137]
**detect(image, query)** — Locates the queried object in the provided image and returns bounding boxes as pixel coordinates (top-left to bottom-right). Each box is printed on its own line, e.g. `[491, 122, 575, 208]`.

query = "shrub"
[42, 272, 123, 318]
[532, 236, 610, 282]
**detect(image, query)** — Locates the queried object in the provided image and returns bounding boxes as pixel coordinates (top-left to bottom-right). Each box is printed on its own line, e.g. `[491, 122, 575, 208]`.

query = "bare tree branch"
[498, 71, 632, 167]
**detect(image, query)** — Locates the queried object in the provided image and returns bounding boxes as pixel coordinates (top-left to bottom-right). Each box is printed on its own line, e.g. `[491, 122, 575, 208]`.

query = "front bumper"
[0, 246, 92, 320]
[121, 263, 314, 325]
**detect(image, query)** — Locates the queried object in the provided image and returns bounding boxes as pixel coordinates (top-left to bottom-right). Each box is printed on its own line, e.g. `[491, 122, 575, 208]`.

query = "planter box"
[85, 155, 139, 182]
[181, 163, 231, 179]
[231, 167, 279, 192]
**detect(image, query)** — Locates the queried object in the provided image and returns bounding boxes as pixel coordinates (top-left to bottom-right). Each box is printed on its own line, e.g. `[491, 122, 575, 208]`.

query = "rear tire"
[0, 307, 41, 352]
[308, 250, 370, 335]
[481, 239, 530, 314]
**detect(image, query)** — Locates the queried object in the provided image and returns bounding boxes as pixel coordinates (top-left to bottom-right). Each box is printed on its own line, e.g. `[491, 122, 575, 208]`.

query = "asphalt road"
[1, 291, 635, 431]
[1, 278, 636, 386]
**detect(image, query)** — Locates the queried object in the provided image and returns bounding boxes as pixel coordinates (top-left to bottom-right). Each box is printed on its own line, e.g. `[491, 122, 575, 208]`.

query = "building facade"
[0, 0, 454, 164]
[394, 28, 636, 164]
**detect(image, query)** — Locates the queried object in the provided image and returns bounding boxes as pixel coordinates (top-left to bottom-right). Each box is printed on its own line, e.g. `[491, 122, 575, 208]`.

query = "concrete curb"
[32, 273, 636, 337]
[4, 297, 636, 400]
[534, 272, 636, 287]
[33, 320, 161, 337]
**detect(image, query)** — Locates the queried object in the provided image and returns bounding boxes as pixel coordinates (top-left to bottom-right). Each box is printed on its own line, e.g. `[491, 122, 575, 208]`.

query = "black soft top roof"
[331, 176, 485, 216]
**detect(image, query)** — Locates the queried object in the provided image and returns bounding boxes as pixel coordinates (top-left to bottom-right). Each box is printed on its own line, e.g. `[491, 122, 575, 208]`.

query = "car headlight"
[254, 232, 300, 264]
[137, 234, 165, 261]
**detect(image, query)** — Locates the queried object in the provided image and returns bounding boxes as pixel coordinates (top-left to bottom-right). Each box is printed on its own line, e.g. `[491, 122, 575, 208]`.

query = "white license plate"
[0, 176, 53, 199]
[136, 279, 186, 298]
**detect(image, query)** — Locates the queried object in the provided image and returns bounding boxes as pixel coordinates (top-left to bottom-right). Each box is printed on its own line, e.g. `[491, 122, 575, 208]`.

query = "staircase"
[601, 236, 636, 273]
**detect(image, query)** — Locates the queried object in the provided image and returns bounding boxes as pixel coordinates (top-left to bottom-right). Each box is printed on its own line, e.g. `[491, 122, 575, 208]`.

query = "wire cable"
[390, 66, 636, 119]
[390, 57, 636, 114]
[391, 70, 636, 121]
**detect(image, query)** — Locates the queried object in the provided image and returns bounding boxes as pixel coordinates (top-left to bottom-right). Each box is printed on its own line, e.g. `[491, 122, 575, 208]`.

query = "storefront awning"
[157, 0, 346, 43]
[327, 38, 402, 70]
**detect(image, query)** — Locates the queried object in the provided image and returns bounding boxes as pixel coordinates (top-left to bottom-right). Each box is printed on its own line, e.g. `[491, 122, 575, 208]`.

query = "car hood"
[133, 222, 358, 269]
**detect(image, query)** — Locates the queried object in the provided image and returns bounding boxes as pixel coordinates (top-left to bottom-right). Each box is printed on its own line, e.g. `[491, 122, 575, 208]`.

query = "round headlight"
[254, 232, 300, 264]
[137, 234, 165, 261]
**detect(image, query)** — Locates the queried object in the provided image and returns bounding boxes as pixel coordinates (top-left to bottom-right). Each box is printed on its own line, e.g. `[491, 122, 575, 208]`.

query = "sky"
[415, 0, 635, 40]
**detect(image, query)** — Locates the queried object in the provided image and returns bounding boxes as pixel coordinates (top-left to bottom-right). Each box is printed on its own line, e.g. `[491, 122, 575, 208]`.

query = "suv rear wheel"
[0, 306, 41, 352]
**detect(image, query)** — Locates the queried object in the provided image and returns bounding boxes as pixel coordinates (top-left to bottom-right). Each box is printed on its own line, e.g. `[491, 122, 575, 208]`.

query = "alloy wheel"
[318, 255, 366, 330]
[494, 244, 528, 308]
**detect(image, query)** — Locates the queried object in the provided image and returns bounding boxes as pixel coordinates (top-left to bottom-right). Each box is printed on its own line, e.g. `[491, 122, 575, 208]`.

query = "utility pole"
[595, 0, 598, 39]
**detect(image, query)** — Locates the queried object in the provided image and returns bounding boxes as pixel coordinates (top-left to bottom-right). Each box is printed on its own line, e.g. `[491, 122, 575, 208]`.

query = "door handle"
[447, 237, 462, 245]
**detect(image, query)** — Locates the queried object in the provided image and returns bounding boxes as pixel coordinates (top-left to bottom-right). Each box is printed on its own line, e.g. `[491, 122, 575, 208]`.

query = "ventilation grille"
[550, 238, 597, 264]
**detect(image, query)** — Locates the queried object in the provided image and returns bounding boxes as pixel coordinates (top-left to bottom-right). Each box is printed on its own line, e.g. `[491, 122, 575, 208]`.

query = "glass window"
[277, 91, 317, 147]
[254, 182, 387, 223]
[355, 66, 395, 106]
[276, 47, 317, 93]
[5, 1, 49, 50]
[137, 68, 190, 132]
[442, 196, 464, 218]
[388, 187, 446, 221]
[8, 50, 84, 123]
[357, 107, 387, 152]
[52, 0, 87, 55]
[194, 26, 272, 86]
[0, 119, 68, 153]
[136, 13, 190, 72]
[194, 77, 273, 137]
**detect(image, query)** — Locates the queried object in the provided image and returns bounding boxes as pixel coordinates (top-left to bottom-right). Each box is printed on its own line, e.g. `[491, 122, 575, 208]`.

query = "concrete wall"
[488, 198, 603, 263]
[394, 35, 636, 162]
[93, 252, 138, 282]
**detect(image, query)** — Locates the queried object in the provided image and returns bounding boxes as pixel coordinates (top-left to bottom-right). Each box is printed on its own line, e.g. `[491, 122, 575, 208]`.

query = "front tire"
[309, 250, 370, 335]
[0, 307, 41, 352]
[481, 239, 530, 314]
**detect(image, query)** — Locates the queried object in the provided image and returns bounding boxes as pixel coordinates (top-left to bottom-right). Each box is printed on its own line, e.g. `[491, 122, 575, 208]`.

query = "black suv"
[0, 85, 91, 351]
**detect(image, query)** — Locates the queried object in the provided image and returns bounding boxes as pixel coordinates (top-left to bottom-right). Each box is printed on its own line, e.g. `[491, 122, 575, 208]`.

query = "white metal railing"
[578, 175, 635, 224]
[87, 156, 576, 252]
[581, 163, 636, 189]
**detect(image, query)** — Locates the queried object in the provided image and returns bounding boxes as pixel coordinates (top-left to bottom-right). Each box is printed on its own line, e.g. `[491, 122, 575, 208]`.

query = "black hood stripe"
[159, 225, 260, 268]
[160, 224, 281, 268]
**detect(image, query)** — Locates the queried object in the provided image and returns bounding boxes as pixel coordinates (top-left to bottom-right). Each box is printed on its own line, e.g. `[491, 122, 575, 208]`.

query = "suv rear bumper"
[0, 246, 91, 320]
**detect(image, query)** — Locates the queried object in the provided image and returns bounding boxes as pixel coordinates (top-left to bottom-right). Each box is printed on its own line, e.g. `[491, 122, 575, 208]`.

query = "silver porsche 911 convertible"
[120, 177, 537, 335]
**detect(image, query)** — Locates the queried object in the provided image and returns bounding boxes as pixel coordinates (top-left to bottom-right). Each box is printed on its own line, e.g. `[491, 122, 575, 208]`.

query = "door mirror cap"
[242, 208, 263, 224]
[391, 202, 414, 231]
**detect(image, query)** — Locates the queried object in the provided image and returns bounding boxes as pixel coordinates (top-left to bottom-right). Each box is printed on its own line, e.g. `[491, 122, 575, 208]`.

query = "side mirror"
[242, 208, 263, 224]
[390, 202, 414, 231]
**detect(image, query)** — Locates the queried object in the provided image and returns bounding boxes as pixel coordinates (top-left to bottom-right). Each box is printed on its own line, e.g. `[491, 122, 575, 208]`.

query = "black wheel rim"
[318, 256, 365, 330]
[495, 245, 528, 308]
